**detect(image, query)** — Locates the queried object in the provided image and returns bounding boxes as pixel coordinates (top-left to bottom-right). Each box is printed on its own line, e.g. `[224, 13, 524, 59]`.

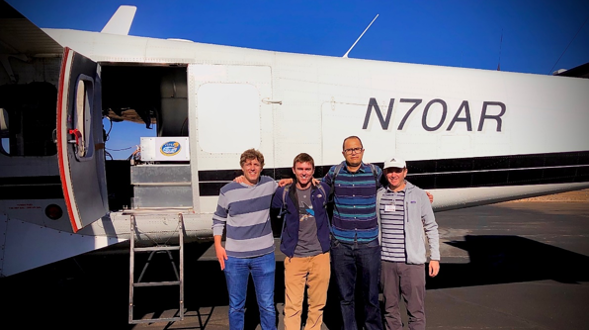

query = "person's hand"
[426, 191, 434, 204]
[311, 178, 320, 186]
[278, 178, 293, 187]
[234, 175, 245, 184]
[215, 244, 228, 270]
[429, 260, 440, 277]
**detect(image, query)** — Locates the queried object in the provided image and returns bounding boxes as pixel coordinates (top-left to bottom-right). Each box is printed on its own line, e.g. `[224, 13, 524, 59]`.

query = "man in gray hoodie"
[376, 157, 440, 330]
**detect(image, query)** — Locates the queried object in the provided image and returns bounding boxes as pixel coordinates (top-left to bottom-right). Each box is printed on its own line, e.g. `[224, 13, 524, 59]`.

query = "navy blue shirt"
[323, 162, 382, 243]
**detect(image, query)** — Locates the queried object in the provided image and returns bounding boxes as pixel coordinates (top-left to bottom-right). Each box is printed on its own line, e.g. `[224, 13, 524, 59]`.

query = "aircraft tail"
[101, 5, 137, 35]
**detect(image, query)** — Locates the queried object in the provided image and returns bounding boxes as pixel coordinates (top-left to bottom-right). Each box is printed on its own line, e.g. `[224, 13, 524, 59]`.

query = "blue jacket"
[271, 182, 331, 258]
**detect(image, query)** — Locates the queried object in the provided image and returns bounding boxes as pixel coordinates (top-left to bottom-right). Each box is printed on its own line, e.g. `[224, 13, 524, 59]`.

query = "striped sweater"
[212, 175, 278, 258]
[323, 162, 382, 243]
[379, 188, 406, 262]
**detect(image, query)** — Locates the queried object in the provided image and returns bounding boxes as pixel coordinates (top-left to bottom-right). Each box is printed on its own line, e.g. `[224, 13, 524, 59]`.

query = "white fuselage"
[1, 26, 588, 276]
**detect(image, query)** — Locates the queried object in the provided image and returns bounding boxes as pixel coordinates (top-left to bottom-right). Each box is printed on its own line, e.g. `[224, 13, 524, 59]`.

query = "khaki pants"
[283, 252, 331, 330]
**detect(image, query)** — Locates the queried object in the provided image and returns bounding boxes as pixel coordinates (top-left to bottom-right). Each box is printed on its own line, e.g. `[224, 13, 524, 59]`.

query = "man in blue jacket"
[377, 156, 440, 330]
[272, 153, 331, 330]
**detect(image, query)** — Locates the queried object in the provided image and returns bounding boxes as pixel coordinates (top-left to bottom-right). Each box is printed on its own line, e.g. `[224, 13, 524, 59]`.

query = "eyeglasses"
[343, 147, 364, 155]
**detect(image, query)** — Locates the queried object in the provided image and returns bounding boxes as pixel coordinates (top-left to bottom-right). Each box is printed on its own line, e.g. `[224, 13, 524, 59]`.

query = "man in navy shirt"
[323, 136, 383, 330]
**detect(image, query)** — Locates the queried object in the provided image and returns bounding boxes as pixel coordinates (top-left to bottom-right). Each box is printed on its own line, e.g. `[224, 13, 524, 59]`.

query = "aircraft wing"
[0, 1, 63, 56]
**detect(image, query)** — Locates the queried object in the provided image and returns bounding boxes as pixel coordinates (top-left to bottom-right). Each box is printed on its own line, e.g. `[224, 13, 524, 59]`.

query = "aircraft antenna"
[549, 13, 589, 74]
[343, 14, 379, 58]
[497, 29, 503, 71]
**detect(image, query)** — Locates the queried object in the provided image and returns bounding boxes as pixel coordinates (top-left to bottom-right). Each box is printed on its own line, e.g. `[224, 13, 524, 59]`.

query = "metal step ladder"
[128, 213, 185, 324]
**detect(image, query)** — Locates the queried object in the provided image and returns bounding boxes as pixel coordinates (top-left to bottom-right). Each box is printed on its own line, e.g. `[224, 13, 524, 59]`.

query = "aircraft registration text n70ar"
[363, 97, 507, 132]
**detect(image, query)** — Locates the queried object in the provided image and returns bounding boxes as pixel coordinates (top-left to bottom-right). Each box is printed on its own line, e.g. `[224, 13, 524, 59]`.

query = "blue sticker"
[410, 200, 417, 203]
[160, 141, 181, 156]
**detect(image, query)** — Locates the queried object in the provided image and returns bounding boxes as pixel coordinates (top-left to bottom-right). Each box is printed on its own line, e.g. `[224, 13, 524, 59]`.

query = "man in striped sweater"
[212, 149, 278, 330]
[376, 157, 440, 330]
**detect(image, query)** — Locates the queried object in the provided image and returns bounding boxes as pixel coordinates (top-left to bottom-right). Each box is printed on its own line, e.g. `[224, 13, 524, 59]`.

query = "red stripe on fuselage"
[56, 47, 79, 233]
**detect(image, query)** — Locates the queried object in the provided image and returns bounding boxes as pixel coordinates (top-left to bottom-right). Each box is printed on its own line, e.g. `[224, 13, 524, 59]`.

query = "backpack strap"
[369, 163, 379, 187]
[282, 185, 290, 208]
[326, 162, 345, 233]
[316, 183, 327, 208]
[278, 184, 290, 239]
[314, 182, 333, 235]
[334, 162, 345, 178]
[328, 162, 345, 203]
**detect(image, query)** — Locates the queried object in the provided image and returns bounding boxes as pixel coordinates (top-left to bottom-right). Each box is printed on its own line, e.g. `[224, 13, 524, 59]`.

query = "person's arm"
[420, 190, 440, 274]
[426, 191, 434, 204]
[214, 235, 228, 270]
[278, 178, 293, 187]
[234, 175, 245, 184]
[429, 260, 440, 277]
[376, 187, 384, 245]
[212, 192, 229, 270]
[271, 187, 284, 209]
[376, 166, 383, 185]
[322, 166, 334, 185]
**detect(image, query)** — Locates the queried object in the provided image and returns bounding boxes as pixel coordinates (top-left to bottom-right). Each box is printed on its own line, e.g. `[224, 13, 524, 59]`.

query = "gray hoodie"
[376, 181, 440, 265]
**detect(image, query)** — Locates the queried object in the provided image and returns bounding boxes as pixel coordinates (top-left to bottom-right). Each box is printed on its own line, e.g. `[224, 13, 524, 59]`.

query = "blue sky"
[5, 0, 589, 158]
[9, 0, 589, 73]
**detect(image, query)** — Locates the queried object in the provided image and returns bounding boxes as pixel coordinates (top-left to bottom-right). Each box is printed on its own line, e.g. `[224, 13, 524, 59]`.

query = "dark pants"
[330, 238, 383, 330]
[381, 261, 426, 330]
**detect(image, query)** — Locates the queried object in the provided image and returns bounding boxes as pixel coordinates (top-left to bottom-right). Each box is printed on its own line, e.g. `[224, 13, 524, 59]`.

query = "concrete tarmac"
[1, 200, 588, 329]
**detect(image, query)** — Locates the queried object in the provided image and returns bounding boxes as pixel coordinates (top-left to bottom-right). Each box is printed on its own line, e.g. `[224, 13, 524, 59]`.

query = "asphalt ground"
[1, 199, 588, 329]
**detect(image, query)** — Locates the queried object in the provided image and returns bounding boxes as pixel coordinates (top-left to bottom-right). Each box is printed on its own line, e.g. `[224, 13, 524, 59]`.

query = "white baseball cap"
[383, 156, 406, 169]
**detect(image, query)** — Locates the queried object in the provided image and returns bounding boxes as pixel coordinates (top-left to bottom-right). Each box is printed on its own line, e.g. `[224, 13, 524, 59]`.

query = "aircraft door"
[57, 47, 108, 233]
[187, 64, 274, 211]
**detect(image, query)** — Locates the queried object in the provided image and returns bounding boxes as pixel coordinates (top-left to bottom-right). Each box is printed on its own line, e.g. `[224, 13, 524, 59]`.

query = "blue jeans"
[331, 238, 383, 330]
[224, 252, 276, 330]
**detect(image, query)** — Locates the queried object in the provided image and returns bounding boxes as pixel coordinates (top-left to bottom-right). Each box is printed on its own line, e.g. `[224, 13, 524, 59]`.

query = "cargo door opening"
[101, 64, 192, 211]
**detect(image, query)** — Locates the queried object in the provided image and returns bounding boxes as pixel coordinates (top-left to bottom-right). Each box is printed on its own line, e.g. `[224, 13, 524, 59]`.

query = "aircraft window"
[0, 82, 57, 157]
[73, 77, 94, 160]
[1, 108, 8, 155]
[197, 83, 260, 153]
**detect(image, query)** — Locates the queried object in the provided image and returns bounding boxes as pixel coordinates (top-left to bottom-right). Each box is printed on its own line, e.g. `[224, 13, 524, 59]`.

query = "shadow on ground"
[429, 235, 589, 289]
[1, 233, 588, 329]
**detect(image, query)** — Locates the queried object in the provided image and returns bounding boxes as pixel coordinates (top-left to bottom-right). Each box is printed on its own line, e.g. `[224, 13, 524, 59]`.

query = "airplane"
[1, 0, 588, 284]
